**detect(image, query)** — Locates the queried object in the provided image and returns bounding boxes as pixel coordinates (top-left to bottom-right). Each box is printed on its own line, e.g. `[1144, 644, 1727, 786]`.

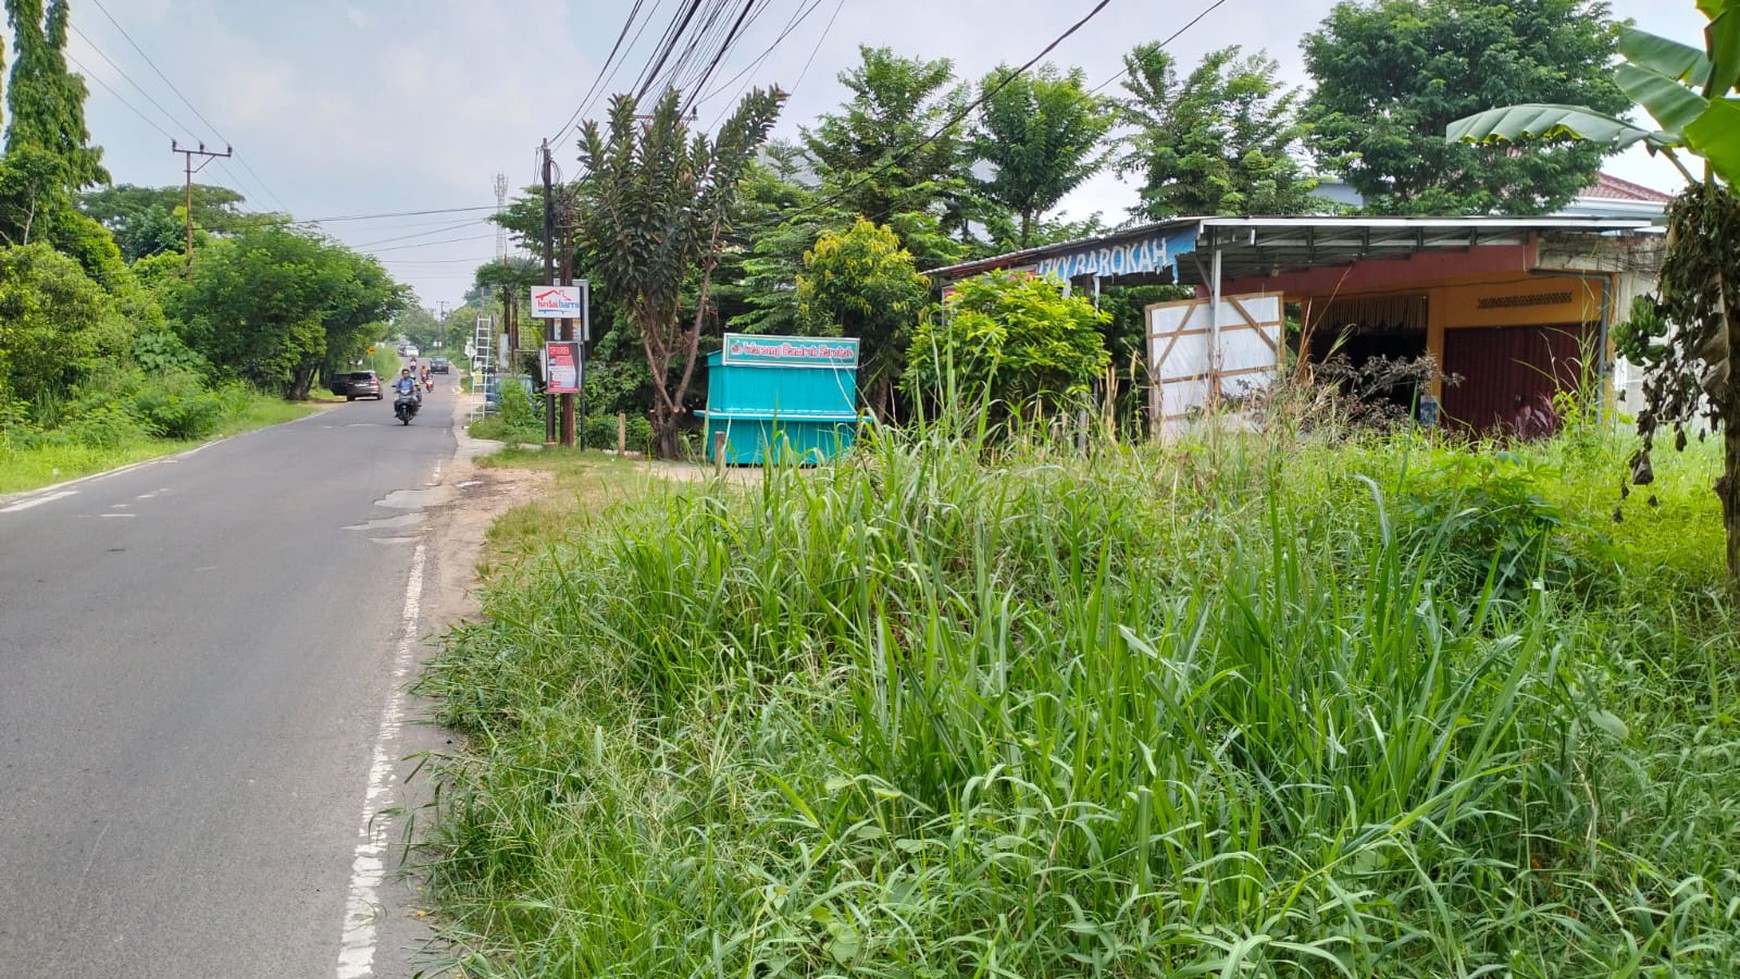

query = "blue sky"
[40, 0, 1714, 306]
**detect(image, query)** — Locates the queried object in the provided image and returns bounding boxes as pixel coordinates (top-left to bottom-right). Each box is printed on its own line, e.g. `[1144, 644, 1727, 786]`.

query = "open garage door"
[1147, 293, 1283, 437]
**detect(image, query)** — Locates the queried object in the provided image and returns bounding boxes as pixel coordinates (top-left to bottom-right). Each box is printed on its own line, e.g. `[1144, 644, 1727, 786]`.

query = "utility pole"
[172, 141, 231, 265]
[557, 186, 577, 448]
[541, 140, 558, 446]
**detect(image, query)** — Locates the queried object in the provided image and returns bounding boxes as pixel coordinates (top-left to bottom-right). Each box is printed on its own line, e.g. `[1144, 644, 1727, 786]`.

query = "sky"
[38, 0, 1716, 307]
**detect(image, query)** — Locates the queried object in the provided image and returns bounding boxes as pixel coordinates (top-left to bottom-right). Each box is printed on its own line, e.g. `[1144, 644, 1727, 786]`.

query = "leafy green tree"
[804, 47, 967, 226]
[161, 224, 406, 398]
[0, 242, 114, 409]
[576, 87, 785, 458]
[1118, 44, 1318, 220]
[5, 0, 106, 188]
[721, 142, 836, 336]
[1448, 7, 1740, 574]
[1302, 0, 1626, 215]
[905, 271, 1109, 415]
[971, 64, 1114, 248]
[795, 217, 932, 415]
[78, 184, 250, 261]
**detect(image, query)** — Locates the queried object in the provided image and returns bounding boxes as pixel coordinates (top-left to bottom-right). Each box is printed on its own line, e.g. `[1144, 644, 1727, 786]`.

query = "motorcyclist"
[393, 367, 421, 402]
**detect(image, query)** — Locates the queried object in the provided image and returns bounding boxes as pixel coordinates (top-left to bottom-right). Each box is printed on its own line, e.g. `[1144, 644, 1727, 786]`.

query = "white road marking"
[1, 490, 78, 513]
[335, 543, 425, 979]
[99, 513, 136, 519]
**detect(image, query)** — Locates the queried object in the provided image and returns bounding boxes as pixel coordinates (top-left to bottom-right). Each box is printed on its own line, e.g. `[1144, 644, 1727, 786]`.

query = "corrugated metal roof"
[924, 215, 1656, 285]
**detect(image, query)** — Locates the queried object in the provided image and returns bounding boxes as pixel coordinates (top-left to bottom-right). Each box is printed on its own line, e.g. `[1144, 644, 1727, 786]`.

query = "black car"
[429, 356, 450, 374]
[337, 370, 383, 400]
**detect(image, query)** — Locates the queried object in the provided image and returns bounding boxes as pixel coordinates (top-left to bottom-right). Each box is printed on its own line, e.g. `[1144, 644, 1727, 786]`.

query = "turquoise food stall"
[701, 334, 861, 464]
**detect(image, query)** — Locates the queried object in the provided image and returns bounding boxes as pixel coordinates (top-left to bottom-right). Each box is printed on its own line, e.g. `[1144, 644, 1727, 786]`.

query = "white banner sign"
[530, 284, 583, 319]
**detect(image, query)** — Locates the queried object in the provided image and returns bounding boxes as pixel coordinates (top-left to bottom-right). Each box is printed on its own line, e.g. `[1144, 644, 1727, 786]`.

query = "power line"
[68, 24, 197, 141]
[547, 0, 652, 146]
[350, 218, 491, 249]
[85, 0, 292, 213]
[679, 0, 765, 116]
[365, 232, 499, 254]
[786, 0, 1119, 223]
[1088, 0, 1229, 94]
[65, 52, 177, 143]
[297, 205, 501, 224]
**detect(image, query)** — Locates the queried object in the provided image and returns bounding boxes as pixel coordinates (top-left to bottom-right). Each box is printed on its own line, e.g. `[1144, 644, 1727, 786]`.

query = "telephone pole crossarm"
[172, 141, 233, 265]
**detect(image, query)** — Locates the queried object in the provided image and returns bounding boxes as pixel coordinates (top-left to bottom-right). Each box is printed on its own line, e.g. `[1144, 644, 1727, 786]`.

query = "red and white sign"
[531, 285, 583, 319]
[545, 341, 580, 394]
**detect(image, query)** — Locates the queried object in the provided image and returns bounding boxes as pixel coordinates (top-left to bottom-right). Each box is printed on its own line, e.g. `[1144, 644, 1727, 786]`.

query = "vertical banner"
[545, 341, 580, 394]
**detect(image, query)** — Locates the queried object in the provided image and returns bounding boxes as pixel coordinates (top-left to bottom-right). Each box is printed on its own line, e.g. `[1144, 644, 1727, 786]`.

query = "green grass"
[471, 448, 671, 580]
[416, 417, 1738, 978]
[0, 389, 317, 496]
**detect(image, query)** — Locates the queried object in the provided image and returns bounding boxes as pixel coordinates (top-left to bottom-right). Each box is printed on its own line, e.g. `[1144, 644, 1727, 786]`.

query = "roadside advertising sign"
[719, 333, 860, 368]
[530, 284, 584, 319]
[545, 341, 581, 394]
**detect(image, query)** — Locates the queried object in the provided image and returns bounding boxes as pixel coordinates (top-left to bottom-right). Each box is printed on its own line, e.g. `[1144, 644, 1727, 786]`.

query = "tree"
[0, 241, 114, 409]
[5, 0, 107, 188]
[970, 64, 1114, 248]
[905, 271, 1109, 416]
[1447, 7, 1740, 575]
[1303, 0, 1626, 215]
[575, 87, 785, 458]
[1118, 44, 1319, 220]
[804, 47, 968, 226]
[78, 184, 251, 262]
[162, 224, 406, 398]
[795, 217, 932, 416]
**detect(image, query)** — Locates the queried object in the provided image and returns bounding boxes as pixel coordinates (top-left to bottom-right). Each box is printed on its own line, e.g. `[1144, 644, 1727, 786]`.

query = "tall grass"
[417, 413, 1737, 977]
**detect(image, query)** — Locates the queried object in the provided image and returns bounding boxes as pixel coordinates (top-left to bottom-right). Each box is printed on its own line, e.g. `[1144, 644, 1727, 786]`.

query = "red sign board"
[545, 341, 580, 394]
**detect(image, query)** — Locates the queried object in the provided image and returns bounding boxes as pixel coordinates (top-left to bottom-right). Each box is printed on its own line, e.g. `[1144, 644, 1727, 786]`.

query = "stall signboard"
[720, 333, 859, 368]
[545, 341, 580, 394]
[531, 284, 585, 319]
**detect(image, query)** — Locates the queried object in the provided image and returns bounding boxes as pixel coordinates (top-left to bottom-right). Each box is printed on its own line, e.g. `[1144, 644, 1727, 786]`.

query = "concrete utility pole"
[172, 141, 231, 265]
[557, 189, 577, 449]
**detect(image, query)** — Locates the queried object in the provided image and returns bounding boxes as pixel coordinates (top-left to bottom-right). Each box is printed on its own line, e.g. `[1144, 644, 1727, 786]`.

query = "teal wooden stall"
[701, 334, 861, 464]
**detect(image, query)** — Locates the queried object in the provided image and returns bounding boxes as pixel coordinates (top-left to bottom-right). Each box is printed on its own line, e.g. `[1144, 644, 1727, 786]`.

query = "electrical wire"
[547, 0, 651, 146]
[784, 0, 1118, 223]
[65, 52, 177, 143]
[365, 233, 499, 253]
[297, 205, 501, 224]
[350, 219, 492, 249]
[85, 0, 293, 213]
[68, 23, 196, 142]
[1088, 0, 1229, 94]
[679, 0, 764, 115]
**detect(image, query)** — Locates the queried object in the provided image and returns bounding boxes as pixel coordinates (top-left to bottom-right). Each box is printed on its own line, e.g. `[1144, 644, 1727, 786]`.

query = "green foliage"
[0, 242, 115, 408]
[1306, 0, 1628, 214]
[1118, 44, 1319, 220]
[4, 0, 106, 188]
[905, 271, 1110, 412]
[160, 223, 407, 398]
[77, 183, 250, 261]
[417, 424, 1736, 977]
[796, 217, 931, 412]
[971, 63, 1114, 247]
[802, 46, 969, 234]
[133, 329, 210, 375]
[1448, 15, 1740, 188]
[1398, 451, 1588, 597]
[576, 86, 786, 458]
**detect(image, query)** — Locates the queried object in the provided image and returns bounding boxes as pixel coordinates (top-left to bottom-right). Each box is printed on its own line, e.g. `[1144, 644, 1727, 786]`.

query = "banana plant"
[1450, 3, 1740, 577]
[1446, 4, 1740, 186]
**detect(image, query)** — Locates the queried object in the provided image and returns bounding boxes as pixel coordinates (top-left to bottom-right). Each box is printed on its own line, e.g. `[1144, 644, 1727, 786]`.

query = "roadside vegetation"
[416, 396, 1737, 977]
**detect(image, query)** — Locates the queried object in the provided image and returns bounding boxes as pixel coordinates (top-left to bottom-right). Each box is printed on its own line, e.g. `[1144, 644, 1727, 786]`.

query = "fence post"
[617, 412, 626, 455]
[713, 430, 727, 477]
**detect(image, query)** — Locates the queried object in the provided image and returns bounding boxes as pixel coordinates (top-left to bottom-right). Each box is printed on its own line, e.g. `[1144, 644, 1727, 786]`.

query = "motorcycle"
[393, 389, 421, 425]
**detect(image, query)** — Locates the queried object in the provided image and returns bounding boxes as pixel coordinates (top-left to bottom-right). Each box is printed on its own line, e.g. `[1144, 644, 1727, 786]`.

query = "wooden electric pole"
[172, 141, 231, 265]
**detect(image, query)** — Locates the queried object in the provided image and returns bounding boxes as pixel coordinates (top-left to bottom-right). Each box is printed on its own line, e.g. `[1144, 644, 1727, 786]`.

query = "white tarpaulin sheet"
[1148, 293, 1282, 435]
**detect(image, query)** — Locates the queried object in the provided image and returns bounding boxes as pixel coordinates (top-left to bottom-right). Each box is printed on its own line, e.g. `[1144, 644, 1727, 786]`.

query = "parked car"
[428, 356, 450, 374]
[341, 370, 383, 400]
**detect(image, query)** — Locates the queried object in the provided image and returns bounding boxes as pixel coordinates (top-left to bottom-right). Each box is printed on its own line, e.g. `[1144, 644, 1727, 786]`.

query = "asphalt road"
[0, 379, 458, 978]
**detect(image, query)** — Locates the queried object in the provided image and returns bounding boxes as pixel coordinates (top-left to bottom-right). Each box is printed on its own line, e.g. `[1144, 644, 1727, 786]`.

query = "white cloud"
[347, 7, 368, 28]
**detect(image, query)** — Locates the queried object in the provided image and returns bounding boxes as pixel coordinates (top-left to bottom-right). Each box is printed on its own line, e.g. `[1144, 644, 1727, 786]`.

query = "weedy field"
[416, 414, 1737, 978]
